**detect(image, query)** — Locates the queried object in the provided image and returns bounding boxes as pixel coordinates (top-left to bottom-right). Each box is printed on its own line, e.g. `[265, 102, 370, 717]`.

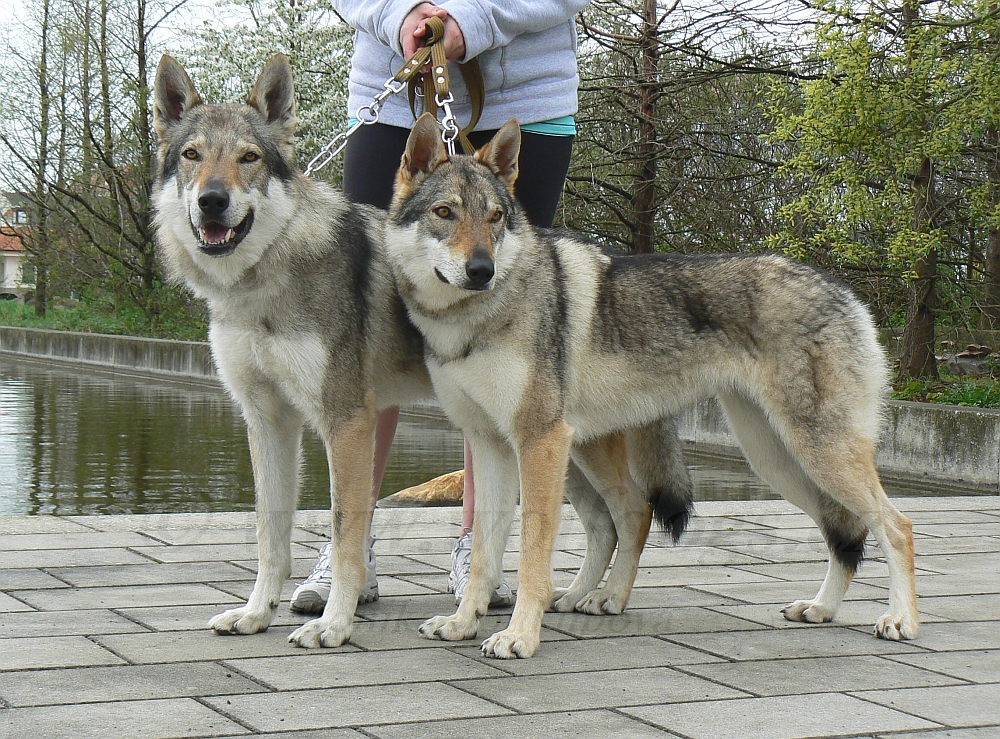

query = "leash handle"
[303, 15, 485, 175]
[398, 15, 483, 155]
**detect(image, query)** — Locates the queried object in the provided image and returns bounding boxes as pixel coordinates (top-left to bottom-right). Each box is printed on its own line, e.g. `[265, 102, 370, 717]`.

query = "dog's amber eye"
[434, 206, 452, 219]
[491, 210, 503, 223]
[242, 151, 260, 163]
[182, 148, 198, 160]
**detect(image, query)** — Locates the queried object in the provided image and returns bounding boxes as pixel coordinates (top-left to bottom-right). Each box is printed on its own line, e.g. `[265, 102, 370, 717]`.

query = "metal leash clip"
[435, 92, 460, 156]
[303, 78, 407, 177]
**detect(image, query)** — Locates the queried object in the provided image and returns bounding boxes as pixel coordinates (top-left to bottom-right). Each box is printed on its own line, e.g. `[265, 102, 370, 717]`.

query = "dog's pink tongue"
[200, 223, 228, 244]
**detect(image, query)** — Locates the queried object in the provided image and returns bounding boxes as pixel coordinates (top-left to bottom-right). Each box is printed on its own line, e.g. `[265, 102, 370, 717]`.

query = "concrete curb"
[3, 326, 997, 494]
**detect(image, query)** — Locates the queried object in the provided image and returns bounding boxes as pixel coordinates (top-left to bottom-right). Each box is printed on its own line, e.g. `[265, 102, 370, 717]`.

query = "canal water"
[1, 354, 927, 517]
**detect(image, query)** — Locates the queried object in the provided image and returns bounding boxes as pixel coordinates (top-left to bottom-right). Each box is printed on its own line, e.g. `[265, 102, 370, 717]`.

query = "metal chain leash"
[303, 78, 406, 177]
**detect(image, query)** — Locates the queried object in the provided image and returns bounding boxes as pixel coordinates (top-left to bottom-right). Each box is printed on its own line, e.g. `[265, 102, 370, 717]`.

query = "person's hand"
[441, 13, 466, 61]
[400, 3, 466, 63]
[401, 4, 447, 60]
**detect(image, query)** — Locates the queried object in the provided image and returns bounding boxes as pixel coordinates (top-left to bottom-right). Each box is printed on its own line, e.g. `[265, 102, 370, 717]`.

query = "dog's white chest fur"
[211, 321, 328, 418]
[426, 347, 531, 437]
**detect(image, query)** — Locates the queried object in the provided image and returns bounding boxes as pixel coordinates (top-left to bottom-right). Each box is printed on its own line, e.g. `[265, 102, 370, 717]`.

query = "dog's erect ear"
[153, 55, 202, 140]
[248, 54, 296, 140]
[400, 113, 449, 185]
[475, 118, 520, 195]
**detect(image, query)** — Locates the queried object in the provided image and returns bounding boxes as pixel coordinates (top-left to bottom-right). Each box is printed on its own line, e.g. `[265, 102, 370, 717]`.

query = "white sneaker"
[448, 531, 514, 607]
[290, 538, 378, 613]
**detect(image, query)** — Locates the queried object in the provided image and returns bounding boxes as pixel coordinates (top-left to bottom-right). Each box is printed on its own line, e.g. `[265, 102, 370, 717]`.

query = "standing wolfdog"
[151, 54, 436, 649]
[386, 113, 919, 659]
[151, 56, 694, 648]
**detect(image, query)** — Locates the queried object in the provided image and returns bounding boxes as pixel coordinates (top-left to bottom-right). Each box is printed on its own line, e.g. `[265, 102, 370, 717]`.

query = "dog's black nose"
[198, 181, 230, 218]
[465, 251, 495, 287]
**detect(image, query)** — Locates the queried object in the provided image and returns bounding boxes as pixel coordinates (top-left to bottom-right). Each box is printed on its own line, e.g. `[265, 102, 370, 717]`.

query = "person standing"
[291, 0, 588, 612]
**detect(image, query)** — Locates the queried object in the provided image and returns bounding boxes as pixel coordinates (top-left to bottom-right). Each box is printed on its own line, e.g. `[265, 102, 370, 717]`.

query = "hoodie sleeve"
[436, 0, 590, 61]
[330, 0, 430, 56]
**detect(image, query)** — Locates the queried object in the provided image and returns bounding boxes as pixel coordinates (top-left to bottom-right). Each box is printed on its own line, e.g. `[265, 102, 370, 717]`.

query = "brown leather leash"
[303, 16, 485, 175]
[392, 15, 485, 155]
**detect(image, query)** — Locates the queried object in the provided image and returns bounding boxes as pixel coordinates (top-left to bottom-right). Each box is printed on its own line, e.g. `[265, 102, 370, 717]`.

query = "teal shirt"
[348, 115, 576, 137]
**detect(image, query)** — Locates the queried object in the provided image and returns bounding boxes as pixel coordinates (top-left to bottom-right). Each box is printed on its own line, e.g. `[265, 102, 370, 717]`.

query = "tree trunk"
[632, 0, 658, 254]
[980, 124, 1000, 329]
[896, 1, 938, 378]
[898, 154, 939, 379]
[33, 0, 52, 316]
[136, 0, 157, 313]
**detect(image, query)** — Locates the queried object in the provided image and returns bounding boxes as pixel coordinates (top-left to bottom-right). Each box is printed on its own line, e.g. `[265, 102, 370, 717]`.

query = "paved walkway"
[1, 497, 999, 739]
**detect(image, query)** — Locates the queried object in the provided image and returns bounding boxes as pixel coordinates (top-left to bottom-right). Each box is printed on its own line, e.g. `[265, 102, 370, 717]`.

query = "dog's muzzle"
[192, 180, 254, 256]
[193, 211, 254, 257]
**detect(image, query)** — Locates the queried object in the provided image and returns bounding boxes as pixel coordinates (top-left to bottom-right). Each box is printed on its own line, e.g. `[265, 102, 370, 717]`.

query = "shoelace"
[302, 540, 375, 586]
[303, 542, 333, 586]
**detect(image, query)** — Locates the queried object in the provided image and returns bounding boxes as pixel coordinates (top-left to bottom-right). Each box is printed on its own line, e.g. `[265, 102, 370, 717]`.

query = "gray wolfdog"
[151, 56, 693, 649]
[385, 113, 919, 659]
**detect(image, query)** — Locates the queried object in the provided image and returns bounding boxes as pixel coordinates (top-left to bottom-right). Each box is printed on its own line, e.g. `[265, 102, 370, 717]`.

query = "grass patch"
[893, 374, 1000, 408]
[0, 295, 208, 341]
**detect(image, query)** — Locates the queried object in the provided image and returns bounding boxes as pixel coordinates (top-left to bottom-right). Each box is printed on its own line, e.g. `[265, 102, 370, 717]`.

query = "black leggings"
[342, 122, 574, 228]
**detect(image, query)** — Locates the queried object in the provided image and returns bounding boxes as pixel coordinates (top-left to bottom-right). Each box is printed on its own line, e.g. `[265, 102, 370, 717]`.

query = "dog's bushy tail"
[627, 417, 694, 543]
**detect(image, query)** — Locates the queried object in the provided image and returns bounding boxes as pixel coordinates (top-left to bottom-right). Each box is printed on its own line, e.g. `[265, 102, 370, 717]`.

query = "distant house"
[1, 192, 35, 302]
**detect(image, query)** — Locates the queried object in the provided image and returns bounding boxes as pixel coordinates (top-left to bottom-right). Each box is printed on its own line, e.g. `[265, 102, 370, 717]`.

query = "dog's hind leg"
[549, 460, 617, 613]
[721, 391, 918, 640]
[564, 431, 654, 616]
[210, 387, 303, 636]
[289, 396, 377, 648]
[785, 435, 917, 640]
[718, 392, 865, 626]
[420, 431, 521, 642]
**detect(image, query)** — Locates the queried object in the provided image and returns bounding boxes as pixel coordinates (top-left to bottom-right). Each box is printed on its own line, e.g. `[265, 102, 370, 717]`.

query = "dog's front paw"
[548, 587, 584, 613]
[481, 626, 539, 659]
[418, 613, 479, 642]
[288, 617, 352, 648]
[575, 588, 625, 615]
[209, 606, 273, 635]
[874, 610, 919, 641]
[781, 599, 835, 624]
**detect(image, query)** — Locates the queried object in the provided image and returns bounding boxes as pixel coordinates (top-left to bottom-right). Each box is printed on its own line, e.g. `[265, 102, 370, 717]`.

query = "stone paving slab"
[202, 683, 513, 732]
[886, 648, 1000, 683]
[0, 663, 263, 707]
[681, 654, 966, 695]
[0, 635, 125, 671]
[1, 698, 251, 739]
[0, 608, 149, 638]
[854, 683, 1000, 727]
[0, 590, 32, 612]
[13, 583, 241, 611]
[0, 547, 154, 569]
[623, 692, 940, 739]
[46, 561, 255, 587]
[224, 647, 507, 690]
[0, 531, 161, 550]
[365, 709, 674, 739]
[454, 665, 747, 711]
[0, 498, 998, 739]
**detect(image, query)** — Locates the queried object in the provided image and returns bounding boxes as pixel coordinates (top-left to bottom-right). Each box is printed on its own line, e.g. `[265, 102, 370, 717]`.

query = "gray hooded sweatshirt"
[331, 1, 589, 130]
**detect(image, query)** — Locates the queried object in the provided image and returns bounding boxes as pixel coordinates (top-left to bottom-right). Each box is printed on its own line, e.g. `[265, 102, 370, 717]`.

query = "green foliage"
[175, 0, 354, 185]
[0, 288, 208, 341]
[768, 0, 1000, 270]
[893, 375, 1000, 408]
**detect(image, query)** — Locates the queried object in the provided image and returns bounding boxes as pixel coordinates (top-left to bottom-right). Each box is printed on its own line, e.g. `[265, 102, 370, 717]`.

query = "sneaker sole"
[289, 591, 326, 614]
[290, 589, 379, 613]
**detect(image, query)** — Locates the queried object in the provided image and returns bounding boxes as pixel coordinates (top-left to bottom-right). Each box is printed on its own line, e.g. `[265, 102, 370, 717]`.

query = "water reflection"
[0, 356, 463, 515]
[0, 355, 942, 517]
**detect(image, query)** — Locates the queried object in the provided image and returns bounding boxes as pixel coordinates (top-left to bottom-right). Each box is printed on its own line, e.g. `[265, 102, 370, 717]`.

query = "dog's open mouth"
[194, 211, 254, 256]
